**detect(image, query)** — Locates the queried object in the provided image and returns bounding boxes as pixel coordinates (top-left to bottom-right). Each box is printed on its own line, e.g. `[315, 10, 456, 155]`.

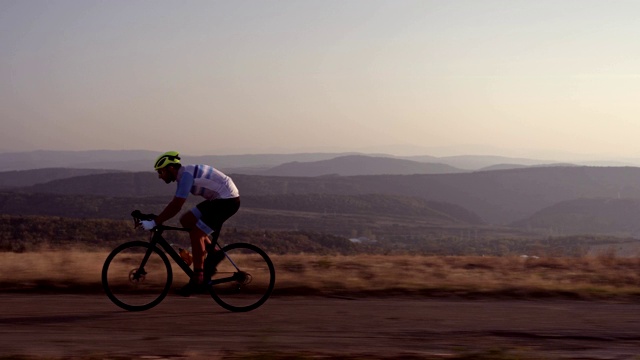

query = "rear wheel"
[102, 241, 172, 311]
[208, 243, 275, 312]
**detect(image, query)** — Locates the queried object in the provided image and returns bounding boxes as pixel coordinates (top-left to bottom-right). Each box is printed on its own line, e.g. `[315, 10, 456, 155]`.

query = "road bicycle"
[102, 210, 275, 312]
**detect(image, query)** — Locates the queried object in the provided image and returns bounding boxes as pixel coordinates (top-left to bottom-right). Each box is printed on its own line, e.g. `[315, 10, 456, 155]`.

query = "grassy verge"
[2, 250, 640, 300]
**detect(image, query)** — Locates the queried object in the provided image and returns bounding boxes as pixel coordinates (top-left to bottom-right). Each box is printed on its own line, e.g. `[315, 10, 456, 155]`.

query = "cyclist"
[140, 151, 241, 296]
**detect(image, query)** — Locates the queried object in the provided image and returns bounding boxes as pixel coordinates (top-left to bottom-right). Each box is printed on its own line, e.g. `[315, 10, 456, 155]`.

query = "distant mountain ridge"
[4, 149, 631, 174]
[260, 155, 465, 176]
[0, 150, 156, 171]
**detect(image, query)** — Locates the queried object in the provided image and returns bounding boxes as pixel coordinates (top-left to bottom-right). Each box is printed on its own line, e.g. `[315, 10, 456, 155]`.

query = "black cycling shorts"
[191, 197, 240, 237]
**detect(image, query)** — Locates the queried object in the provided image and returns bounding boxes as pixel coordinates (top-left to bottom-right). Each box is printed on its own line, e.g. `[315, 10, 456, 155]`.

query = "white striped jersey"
[175, 164, 239, 200]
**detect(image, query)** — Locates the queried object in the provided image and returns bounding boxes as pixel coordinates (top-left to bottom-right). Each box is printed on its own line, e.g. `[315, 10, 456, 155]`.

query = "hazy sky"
[2, 1, 640, 159]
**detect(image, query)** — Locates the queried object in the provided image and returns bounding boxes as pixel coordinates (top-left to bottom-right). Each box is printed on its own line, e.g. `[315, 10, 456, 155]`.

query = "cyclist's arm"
[155, 170, 193, 225]
[155, 196, 186, 225]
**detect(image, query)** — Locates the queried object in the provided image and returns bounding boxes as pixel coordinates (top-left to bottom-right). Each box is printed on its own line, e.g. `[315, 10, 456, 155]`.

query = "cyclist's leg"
[178, 213, 210, 296]
[183, 198, 240, 280]
[180, 211, 208, 273]
[193, 198, 241, 278]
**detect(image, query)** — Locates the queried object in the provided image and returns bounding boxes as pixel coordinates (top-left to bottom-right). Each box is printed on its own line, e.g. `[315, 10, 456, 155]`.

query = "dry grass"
[3, 249, 640, 300]
[273, 253, 640, 299]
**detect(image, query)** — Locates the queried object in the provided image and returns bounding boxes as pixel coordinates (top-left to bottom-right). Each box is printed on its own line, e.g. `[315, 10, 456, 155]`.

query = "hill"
[260, 155, 465, 176]
[0, 168, 124, 188]
[412, 155, 557, 170]
[512, 198, 640, 237]
[21, 172, 170, 197]
[0, 191, 494, 244]
[18, 166, 640, 225]
[242, 194, 482, 224]
[0, 191, 480, 224]
[0, 192, 168, 220]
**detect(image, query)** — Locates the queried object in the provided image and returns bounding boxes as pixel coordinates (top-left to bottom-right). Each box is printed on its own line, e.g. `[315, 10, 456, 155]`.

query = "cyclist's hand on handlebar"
[140, 219, 157, 231]
[131, 210, 157, 221]
[131, 210, 158, 229]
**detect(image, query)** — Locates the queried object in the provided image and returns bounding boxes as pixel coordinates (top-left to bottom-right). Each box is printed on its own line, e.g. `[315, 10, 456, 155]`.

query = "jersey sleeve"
[175, 171, 193, 199]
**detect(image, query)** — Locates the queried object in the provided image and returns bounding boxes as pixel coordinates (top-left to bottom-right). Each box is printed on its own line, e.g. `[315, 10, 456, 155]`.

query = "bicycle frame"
[143, 225, 193, 277]
[139, 225, 242, 286]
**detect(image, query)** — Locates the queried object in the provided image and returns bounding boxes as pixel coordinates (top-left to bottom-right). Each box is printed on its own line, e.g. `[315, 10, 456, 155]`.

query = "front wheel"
[208, 243, 275, 312]
[102, 241, 173, 311]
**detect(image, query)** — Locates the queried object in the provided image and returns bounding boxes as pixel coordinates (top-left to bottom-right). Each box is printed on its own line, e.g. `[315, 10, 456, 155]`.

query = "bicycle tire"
[102, 241, 173, 311]
[208, 243, 275, 312]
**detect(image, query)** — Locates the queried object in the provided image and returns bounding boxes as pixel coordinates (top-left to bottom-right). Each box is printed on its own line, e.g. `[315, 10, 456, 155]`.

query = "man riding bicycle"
[140, 151, 240, 296]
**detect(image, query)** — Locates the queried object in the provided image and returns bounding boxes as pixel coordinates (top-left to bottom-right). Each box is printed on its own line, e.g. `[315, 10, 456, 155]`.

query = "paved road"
[2, 294, 640, 359]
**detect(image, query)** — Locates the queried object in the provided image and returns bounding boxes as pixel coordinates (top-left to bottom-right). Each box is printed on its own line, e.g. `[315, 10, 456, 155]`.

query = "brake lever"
[131, 210, 143, 229]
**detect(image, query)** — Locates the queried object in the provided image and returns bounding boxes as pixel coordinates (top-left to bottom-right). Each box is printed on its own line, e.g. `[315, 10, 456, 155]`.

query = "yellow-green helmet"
[154, 151, 181, 170]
